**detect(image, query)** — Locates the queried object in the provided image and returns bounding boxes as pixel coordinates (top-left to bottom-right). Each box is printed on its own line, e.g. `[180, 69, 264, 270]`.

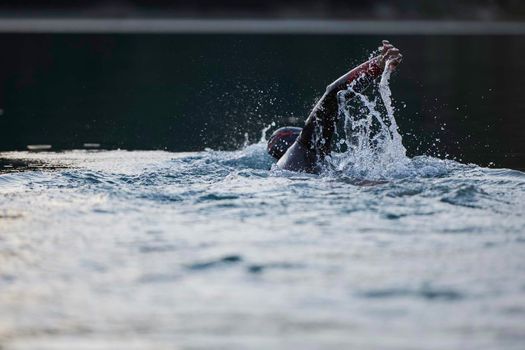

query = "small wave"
[197, 193, 240, 202]
[441, 184, 489, 208]
[360, 286, 464, 301]
[186, 255, 243, 271]
[138, 192, 184, 203]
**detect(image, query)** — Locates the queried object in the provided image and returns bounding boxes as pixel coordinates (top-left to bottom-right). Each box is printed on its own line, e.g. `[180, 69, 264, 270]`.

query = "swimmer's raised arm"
[298, 40, 403, 157]
[275, 40, 402, 173]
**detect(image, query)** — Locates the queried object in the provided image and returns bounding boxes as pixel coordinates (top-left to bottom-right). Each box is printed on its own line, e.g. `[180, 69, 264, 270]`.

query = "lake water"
[1, 145, 524, 349]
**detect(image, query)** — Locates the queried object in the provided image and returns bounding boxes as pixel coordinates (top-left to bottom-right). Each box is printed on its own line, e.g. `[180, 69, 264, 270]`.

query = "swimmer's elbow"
[325, 82, 338, 94]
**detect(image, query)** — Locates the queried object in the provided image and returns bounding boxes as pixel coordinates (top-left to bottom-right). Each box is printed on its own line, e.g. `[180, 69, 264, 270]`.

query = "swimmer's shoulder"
[276, 141, 318, 173]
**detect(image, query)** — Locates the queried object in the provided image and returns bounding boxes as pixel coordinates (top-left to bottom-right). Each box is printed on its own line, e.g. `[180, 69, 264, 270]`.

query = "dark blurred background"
[0, 1, 524, 169]
[0, 0, 524, 19]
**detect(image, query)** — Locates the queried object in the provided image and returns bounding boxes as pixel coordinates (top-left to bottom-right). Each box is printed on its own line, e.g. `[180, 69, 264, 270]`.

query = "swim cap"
[267, 126, 302, 159]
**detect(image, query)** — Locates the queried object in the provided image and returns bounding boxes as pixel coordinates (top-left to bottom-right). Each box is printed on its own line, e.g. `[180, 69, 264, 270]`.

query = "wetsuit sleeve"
[297, 58, 383, 157]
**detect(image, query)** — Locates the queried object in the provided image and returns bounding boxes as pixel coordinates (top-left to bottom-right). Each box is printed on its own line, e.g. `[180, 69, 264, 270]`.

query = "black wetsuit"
[276, 58, 383, 173]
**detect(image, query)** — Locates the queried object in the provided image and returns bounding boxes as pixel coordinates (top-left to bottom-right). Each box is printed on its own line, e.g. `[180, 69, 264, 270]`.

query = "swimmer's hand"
[376, 40, 403, 71]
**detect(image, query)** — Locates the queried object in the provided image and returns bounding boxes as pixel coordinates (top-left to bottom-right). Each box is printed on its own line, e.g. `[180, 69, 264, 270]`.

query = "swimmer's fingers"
[378, 46, 403, 70]
[378, 40, 394, 54]
[384, 48, 402, 62]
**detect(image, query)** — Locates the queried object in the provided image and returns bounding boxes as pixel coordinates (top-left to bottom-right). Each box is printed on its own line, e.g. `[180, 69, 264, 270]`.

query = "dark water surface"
[0, 34, 524, 169]
[0, 146, 524, 349]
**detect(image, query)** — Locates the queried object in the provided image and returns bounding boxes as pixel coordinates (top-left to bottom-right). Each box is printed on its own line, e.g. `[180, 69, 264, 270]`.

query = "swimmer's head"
[267, 126, 302, 160]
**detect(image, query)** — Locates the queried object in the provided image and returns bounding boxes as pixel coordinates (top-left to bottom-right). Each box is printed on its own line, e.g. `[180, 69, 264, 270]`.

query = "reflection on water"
[0, 147, 524, 349]
[0, 157, 69, 173]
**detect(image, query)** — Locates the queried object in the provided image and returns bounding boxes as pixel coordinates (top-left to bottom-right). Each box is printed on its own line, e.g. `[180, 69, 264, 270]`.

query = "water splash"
[260, 122, 275, 143]
[329, 65, 412, 179]
[221, 66, 455, 180]
[378, 61, 407, 160]
[243, 122, 275, 148]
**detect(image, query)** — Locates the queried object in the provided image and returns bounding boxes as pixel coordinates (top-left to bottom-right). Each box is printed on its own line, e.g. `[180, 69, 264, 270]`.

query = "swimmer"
[268, 40, 403, 173]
